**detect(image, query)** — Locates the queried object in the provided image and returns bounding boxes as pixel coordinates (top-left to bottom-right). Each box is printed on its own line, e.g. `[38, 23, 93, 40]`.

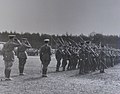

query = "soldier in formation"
[54, 39, 120, 74]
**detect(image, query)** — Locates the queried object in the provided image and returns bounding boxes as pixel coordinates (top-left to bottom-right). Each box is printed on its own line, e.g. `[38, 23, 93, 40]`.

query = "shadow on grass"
[24, 76, 44, 81]
[69, 71, 102, 77]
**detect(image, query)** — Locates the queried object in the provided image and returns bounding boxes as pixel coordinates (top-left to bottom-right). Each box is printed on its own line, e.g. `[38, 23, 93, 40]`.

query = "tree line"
[0, 31, 120, 49]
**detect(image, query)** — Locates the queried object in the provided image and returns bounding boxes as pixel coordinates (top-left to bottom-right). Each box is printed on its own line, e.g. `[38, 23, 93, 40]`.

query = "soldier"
[16, 38, 31, 75]
[72, 47, 79, 70]
[55, 45, 63, 72]
[2, 35, 21, 80]
[79, 43, 85, 74]
[39, 39, 52, 77]
[84, 41, 91, 73]
[99, 45, 106, 73]
[67, 46, 74, 70]
[62, 45, 71, 71]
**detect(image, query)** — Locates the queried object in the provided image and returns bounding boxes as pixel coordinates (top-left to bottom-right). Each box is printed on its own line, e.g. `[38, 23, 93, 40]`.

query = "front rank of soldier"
[39, 39, 52, 77]
[2, 35, 21, 81]
[99, 45, 106, 73]
[16, 38, 31, 75]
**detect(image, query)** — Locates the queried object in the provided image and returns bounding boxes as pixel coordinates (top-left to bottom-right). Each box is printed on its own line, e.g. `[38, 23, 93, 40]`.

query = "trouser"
[110, 57, 114, 67]
[100, 60, 105, 72]
[79, 59, 84, 74]
[42, 60, 50, 75]
[19, 58, 26, 74]
[72, 58, 78, 69]
[4, 61, 13, 78]
[91, 58, 97, 71]
[67, 58, 72, 70]
[62, 59, 67, 71]
[56, 59, 61, 71]
[84, 59, 90, 73]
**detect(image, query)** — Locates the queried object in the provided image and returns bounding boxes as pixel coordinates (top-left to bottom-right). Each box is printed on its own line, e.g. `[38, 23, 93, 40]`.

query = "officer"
[2, 35, 21, 80]
[39, 39, 52, 77]
[17, 38, 31, 75]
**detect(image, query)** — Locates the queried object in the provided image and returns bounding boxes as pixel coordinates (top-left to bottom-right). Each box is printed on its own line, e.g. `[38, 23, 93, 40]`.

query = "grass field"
[0, 55, 120, 94]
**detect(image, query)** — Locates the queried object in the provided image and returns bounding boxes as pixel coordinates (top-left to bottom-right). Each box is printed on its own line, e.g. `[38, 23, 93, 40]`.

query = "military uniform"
[2, 35, 20, 80]
[67, 47, 74, 70]
[17, 38, 31, 75]
[62, 46, 71, 71]
[40, 39, 52, 77]
[84, 47, 91, 73]
[79, 46, 85, 74]
[55, 46, 63, 72]
[99, 46, 106, 73]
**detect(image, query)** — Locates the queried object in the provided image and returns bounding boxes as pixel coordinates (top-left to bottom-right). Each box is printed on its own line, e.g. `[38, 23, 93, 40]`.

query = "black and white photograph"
[0, 0, 120, 94]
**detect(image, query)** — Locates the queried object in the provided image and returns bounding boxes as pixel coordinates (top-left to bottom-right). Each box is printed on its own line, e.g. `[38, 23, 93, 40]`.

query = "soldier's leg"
[62, 59, 67, 71]
[79, 60, 83, 74]
[42, 60, 50, 77]
[67, 59, 72, 70]
[56, 59, 61, 72]
[100, 60, 105, 73]
[84, 60, 88, 73]
[19, 58, 26, 75]
[110, 57, 114, 67]
[92, 58, 97, 72]
[4, 61, 13, 80]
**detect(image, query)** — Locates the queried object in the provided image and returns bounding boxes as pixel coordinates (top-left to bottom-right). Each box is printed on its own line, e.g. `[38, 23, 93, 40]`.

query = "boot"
[56, 66, 59, 72]
[19, 67, 25, 75]
[5, 69, 12, 81]
[42, 69, 47, 77]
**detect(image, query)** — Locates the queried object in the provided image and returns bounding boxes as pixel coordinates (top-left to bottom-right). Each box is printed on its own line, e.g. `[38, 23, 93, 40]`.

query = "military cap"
[86, 41, 90, 44]
[44, 39, 49, 42]
[81, 42, 84, 45]
[8, 35, 16, 39]
[22, 38, 27, 40]
[101, 45, 104, 48]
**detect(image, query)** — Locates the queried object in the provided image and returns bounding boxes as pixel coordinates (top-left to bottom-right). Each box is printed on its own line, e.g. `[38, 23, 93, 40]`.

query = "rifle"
[79, 35, 108, 69]
[58, 37, 71, 56]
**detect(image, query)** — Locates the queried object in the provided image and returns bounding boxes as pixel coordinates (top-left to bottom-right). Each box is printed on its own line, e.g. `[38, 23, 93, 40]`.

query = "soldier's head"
[101, 45, 105, 50]
[22, 38, 28, 43]
[44, 39, 49, 44]
[86, 41, 89, 44]
[8, 35, 16, 41]
[81, 42, 84, 46]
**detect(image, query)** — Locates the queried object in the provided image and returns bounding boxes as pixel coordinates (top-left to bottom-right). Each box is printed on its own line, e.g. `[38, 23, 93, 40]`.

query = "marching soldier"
[84, 41, 91, 73]
[2, 35, 21, 80]
[67, 46, 74, 70]
[79, 43, 85, 74]
[55, 45, 63, 72]
[62, 45, 71, 71]
[39, 39, 52, 77]
[17, 38, 31, 75]
[99, 45, 106, 73]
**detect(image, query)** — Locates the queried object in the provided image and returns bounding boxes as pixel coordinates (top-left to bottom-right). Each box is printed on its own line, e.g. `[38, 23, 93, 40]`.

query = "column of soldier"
[54, 37, 120, 75]
[1, 35, 120, 81]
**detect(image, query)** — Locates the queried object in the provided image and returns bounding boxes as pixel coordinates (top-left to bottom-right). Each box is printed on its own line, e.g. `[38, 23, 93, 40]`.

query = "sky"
[0, 0, 120, 35]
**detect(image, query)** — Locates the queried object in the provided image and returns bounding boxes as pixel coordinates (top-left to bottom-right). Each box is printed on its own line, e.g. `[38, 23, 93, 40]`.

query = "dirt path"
[0, 56, 120, 94]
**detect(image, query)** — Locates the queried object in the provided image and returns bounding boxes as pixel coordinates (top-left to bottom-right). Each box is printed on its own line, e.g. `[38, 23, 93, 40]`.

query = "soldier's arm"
[1, 44, 5, 56]
[23, 42, 32, 48]
[39, 47, 43, 61]
[49, 46, 52, 55]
